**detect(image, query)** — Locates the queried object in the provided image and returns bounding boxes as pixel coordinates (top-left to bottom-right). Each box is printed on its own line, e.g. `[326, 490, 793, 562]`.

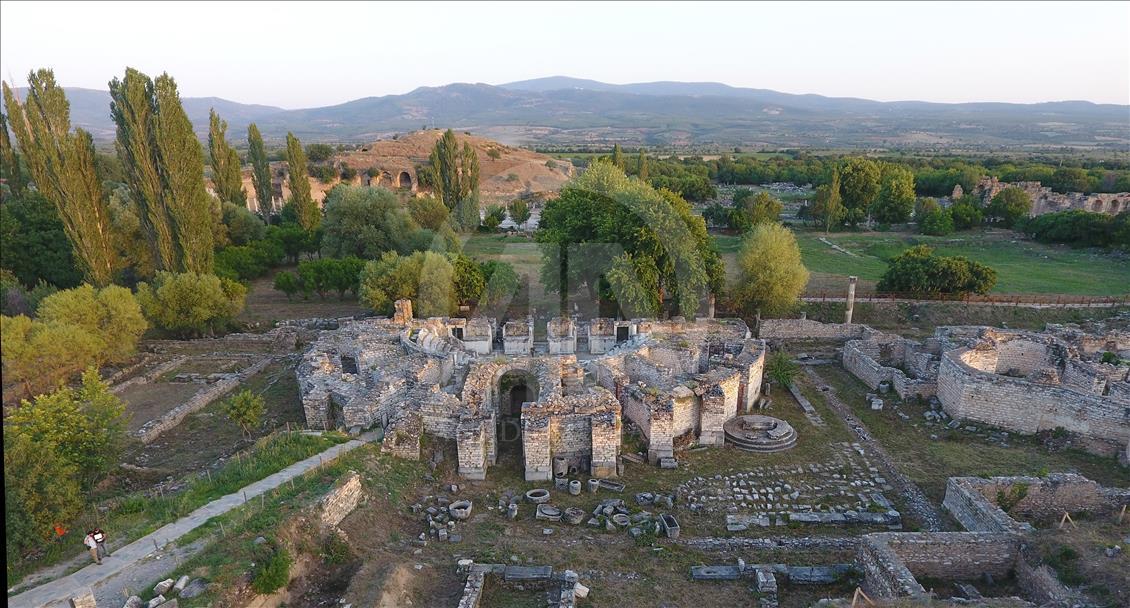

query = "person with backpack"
[83, 531, 102, 565]
[92, 527, 109, 559]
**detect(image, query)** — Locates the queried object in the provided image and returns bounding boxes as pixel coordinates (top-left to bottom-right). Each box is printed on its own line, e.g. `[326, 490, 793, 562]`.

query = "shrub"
[918, 208, 954, 236]
[136, 272, 247, 338]
[251, 547, 292, 594]
[273, 271, 301, 300]
[765, 351, 800, 388]
[224, 389, 265, 438]
[986, 187, 1031, 227]
[309, 164, 337, 183]
[949, 201, 983, 230]
[877, 245, 996, 295]
[222, 203, 267, 245]
[482, 205, 506, 231]
[35, 284, 147, 363]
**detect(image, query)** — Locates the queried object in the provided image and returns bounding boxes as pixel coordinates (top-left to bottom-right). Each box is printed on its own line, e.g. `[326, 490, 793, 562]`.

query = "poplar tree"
[247, 123, 273, 214]
[612, 144, 624, 170]
[637, 149, 648, 181]
[285, 132, 318, 230]
[208, 109, 246, 207]
[425, 129, 479, 210]
[0, 111, 25, 195]
[110, 68, 214, 273]
[3, 72, 117, 285]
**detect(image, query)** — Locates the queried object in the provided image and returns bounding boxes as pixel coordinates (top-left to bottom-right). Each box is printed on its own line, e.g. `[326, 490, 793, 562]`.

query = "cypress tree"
[208, 109, 246, 207]
[247, 123, 272, 215]
[284, 132, 318, 230]
[109, 68, 213, 274]
[0, 111, 25, 196]
[3, 72, 117, 285]
[612, 144, 624, 170]
[637, 149, 648, 181]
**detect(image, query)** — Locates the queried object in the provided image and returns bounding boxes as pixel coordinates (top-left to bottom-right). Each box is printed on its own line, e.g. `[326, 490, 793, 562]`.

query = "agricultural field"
[713, 228, 1130, 296]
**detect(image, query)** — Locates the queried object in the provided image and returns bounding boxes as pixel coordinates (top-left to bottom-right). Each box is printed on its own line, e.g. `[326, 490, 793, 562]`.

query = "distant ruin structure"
[972, 176, 1129, 217]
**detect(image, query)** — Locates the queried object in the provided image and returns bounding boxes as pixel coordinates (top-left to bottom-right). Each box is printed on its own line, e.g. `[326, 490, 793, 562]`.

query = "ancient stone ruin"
[972, 176, 1129, 216]
[296, 302, 767, 481]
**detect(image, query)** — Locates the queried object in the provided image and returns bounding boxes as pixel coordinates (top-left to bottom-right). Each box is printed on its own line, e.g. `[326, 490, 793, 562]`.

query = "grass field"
[713, 228, 1130, 296]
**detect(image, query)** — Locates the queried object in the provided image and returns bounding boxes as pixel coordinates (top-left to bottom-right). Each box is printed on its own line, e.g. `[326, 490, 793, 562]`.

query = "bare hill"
[336, 129, 574, 203]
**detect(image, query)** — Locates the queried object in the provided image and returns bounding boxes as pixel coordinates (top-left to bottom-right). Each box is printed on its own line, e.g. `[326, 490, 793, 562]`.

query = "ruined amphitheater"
[297, 300, 767, 481]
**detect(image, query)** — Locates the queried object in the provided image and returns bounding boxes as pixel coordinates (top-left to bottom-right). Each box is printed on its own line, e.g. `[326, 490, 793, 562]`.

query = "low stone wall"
[319, 471, 363, 527]
[859, 532, 1018, 599]
[758, 319, 875, 341]
[944, 474, 1114, 533]
[134, 356, 275, 444]
[110, 356, 187, 395]
[943, 477, 1031, 534]
[843, 339, 937, 400]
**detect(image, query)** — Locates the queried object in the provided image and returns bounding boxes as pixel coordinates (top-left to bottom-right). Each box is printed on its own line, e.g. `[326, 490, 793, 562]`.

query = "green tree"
[949, 198, 984, 230]
[4, 428, 81, 564]
[0, 111, 25, 196]
[482, 205, 505, 231]
[320, 185, 420, 258]
[918, 207, 954, 236]
[222, 202, 267, 245]
[611, 144, 624, 170]
[224, 389, 265, 438]
[304, 143, 334, 163]
[424, 130, 480, 231]
[109, 68, 214, 273]
[877, 245, 996, 295]
[637, 149, 648, 181]
[408, 196, 449, 231]
[478, 260, 520, 314]
[273, 270, 301, 300]
[3, 72, 118, 285]
[37, 284, 147, 363]
[285, 132, 318, 230]
[358, 251, 456, 317]
[872, 164, 916, 224]
[986, 187, 1032, 227]
[536, 162, 723, 318]
[136, 271, 246, 338]
[730, 191, 782, 231]
[208, 110, 246, 207]
[507, 198, 532, 228]
[838, 157, 881, 223]
[728, 223, 809, 316]
[1047, 167, 1094, 194]
[450, 253, 486, 304]
[247, 123, 273, 214]
[7, 369, 127, 490]
[810, 169, 845, 233]
[0, 314, 102, 399]
[0, 191, 83, 288]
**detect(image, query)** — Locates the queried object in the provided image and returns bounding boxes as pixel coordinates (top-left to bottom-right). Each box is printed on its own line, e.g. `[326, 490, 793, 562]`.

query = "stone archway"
[495, 369, 538, 461]
[398, 171, 413, 190]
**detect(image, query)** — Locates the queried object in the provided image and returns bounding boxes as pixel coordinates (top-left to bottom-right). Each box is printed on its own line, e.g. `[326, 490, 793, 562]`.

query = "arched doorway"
[398, 171, 413, 190]
[496, 369, 537, 463]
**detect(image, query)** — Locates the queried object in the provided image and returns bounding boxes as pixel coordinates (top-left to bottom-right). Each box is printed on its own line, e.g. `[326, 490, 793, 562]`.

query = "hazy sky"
[2, 1, 1127, 108]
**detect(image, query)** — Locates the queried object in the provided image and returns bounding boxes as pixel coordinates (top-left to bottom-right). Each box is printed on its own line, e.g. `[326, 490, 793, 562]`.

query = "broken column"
[393, 298, 413, 325]
[845, 275, 858, 324]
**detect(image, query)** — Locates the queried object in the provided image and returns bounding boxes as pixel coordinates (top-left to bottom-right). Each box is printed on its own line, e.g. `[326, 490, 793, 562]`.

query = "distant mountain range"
[14, 76, 1130, 150]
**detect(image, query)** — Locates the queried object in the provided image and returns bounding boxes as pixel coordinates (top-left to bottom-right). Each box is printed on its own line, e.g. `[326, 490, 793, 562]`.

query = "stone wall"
[944, 474, 1114, 532]
[758, 319, 876, 341]
[843, 336, 938, 400]
[135, 356, 274, 444]
[938, 349, 1130, 455]
[319, 471, 363, 527]
[858, 532, 1018, 599]
[973, 176, 1130, 217]
[109, 356, 186, 395]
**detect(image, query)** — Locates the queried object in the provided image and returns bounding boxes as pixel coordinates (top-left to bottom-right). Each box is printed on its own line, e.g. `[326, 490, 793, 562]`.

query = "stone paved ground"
[9, 436, 371, 608]
[803, 367, 947, 532]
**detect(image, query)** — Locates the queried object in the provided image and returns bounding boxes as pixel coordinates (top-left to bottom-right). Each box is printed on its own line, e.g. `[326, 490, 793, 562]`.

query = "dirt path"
[10, 435, 373, 608]
[803, 367, 947, 532]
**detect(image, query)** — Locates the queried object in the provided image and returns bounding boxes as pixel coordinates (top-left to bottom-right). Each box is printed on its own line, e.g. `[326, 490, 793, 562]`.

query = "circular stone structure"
[723, 415, 797, 453]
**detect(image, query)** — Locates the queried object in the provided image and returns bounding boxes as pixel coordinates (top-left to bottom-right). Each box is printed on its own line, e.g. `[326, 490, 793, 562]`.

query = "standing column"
[845, 276, 858, 324]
